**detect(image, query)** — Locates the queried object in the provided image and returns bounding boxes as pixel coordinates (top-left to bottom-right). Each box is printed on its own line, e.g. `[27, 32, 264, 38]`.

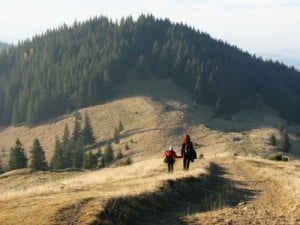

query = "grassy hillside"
[0, 79, 191, 162]
[0, 153, 299, 224]
[0, 79, 300, 224]
[1, 78, 299, 164]
[0, 157, 213, 225]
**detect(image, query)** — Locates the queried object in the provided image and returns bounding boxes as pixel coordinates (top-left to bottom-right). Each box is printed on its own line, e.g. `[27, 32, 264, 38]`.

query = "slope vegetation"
[1, 15, 300, 127]
[0, 78, 299, 224]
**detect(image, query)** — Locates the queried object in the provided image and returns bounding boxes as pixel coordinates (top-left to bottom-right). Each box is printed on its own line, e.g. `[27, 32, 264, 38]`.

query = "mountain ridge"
[0, 15, 300, 127]
[0, 16, 300, 224]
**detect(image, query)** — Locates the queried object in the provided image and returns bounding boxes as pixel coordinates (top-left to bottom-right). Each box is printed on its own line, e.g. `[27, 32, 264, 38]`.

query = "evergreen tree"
[91, 151, 99, 168]
[71, 140, 84, 168]
[50, 136, 65, 170]
[62, 124, 72, 168]
[113, 126, 120, 144]
[11, 101, 19, 125]
[214, 96, 223, 117]
[269, 134, 277, 146]
[99, 157, 106, 168]
[70, 111, 84, 168]
[278, 131, 291, 153]
[83, 151, 93, 169]
[118, 120, 124, 132]
[103, 142, 114, 165]
[62, 124, 70, 143]
[26, 98, 36, 125]
[29, 139, 48, 171]
[71, 111, 82, 143]
[81, 112, 96, 146]
[8, 139, 27, 170]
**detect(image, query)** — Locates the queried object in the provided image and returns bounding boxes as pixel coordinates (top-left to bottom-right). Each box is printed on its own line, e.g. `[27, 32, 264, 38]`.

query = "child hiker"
[163, 145, 181, 173]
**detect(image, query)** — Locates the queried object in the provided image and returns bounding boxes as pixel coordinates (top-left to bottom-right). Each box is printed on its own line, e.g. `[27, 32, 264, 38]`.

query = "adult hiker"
[180, 134, 197, 171]
[163, 145, 181, 173]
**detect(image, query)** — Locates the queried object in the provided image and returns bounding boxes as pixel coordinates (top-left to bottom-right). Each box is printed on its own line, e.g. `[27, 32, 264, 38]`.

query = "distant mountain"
[0, 15, 300, 127]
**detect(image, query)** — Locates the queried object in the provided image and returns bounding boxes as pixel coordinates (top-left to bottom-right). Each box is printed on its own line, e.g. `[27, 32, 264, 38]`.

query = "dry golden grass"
[0, 157, 210, 225]
[245, 156, 300, 205]
[184, 156, 300, 225]
[0, 79, 191, 162]
[0, 78, 300, 224]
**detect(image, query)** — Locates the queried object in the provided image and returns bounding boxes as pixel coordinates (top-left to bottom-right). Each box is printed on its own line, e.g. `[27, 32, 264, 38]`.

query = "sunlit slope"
[0, 157, 210, 225]
[0, 79, 300, 224]
[1, 78, 299, 164]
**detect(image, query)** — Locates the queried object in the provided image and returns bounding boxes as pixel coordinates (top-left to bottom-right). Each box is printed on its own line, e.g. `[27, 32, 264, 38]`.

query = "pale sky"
[1, 0, 300, 67]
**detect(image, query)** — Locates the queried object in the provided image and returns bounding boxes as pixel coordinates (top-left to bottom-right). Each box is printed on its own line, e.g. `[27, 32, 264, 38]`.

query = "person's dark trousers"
[183, 157, 190, 171]
[168, 163, 174, 172]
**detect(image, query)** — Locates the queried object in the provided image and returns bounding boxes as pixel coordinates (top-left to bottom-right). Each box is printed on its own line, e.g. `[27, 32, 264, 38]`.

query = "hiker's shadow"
[93, 163, 257, 225]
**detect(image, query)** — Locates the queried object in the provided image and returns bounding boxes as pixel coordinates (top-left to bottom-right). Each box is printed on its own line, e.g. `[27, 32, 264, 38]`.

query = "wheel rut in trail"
[92, 162, 257, 225]
[189, 158, 300, 225]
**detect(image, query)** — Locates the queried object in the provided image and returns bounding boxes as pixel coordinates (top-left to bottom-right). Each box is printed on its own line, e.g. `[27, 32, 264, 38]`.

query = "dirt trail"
[187, 157, 300, 225]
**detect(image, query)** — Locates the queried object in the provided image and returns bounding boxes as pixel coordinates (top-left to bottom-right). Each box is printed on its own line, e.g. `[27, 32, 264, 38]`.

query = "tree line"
[0, 14, 300, 127]
[0, 112, 128, 173]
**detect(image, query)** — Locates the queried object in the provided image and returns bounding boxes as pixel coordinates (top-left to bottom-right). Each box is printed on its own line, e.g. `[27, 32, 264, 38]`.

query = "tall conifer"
[278, 131, 291, 153]
[62, 124, 72, 168]
[81, 112, 96, 146]
[71, 111, 82, 143]
[50, 136, 65, 170]
[29, 139, 48, 171]
[103, 142, 114, 165]
[8, 139, 27, 170]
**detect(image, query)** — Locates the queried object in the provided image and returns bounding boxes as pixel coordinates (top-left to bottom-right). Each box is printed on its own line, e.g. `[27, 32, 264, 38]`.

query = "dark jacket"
[181, 141, 196, 160]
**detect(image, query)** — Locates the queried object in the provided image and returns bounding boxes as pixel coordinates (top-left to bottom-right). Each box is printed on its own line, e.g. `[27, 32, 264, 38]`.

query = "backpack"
[184, 142, 197, 160]
[164, 151, 175, 164]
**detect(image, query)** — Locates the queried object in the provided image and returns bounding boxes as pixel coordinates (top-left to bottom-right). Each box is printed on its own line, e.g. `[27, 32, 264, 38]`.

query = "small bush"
[282, 156, 289, 161]
[268, 154, 289, 161]
[115, 157, 133, 167]
[268, 154, 283, 161]
[233, 137, 241, 142]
